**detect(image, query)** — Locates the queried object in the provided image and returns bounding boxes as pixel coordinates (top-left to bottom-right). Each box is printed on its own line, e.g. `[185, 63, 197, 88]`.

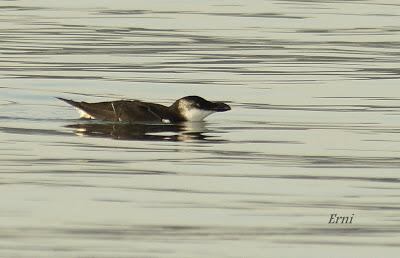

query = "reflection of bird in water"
[66, 122, 225, 142]
[57, 96, 231, 123]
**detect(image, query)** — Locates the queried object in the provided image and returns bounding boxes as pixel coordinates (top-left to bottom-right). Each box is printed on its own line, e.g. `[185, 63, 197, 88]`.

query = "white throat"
[182, 108, 214, 122]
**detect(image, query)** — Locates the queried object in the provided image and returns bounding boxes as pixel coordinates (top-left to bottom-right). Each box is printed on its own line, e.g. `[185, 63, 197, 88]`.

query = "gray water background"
[1, 0, 400, 257]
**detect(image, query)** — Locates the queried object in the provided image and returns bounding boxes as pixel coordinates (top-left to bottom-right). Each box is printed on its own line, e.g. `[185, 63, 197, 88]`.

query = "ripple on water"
[1, 1, 400, 257]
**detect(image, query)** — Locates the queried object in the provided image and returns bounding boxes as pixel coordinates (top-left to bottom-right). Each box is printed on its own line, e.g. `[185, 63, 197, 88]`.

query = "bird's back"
[58, 98, 179, 123]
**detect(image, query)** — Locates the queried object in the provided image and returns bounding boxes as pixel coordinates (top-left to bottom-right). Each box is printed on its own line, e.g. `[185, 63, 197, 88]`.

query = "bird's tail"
[56, 97, 81, 108]
[56, 97, 96, 119]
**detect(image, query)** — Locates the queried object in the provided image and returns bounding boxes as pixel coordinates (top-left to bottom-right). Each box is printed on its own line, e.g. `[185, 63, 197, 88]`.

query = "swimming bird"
[57, 96, 231, 123]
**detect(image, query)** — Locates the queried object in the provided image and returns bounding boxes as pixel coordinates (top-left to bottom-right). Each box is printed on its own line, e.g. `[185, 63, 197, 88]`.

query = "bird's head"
[171, 96, 231, 122]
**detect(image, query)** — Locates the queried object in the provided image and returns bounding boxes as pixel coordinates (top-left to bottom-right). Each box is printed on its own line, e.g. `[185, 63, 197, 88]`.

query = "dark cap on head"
[176, 96, 231, 112]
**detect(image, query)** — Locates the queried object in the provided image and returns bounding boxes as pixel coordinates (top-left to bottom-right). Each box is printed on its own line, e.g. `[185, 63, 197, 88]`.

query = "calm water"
[1, 0, 400, 257]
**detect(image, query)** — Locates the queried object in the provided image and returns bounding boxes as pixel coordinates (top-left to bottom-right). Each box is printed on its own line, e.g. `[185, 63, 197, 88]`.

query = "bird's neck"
[168, 104, 186, 122]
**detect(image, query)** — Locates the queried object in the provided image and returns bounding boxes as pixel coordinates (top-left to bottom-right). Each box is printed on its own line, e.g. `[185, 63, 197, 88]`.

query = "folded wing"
[57, 97, 167, 122]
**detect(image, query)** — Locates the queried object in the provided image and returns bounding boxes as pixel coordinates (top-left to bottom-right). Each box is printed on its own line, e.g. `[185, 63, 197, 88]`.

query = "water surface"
[1, 0, 400, 257]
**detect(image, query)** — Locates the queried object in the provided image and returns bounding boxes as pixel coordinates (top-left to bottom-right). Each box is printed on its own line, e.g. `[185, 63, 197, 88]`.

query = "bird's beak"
[209, 102, 231, 112]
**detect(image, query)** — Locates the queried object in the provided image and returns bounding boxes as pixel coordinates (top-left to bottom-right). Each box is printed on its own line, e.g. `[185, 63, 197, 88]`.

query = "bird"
[57, 96, 231, 123]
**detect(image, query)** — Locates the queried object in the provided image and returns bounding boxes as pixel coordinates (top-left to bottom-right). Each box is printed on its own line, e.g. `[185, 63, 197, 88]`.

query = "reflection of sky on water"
[1, 0, 400, 257]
